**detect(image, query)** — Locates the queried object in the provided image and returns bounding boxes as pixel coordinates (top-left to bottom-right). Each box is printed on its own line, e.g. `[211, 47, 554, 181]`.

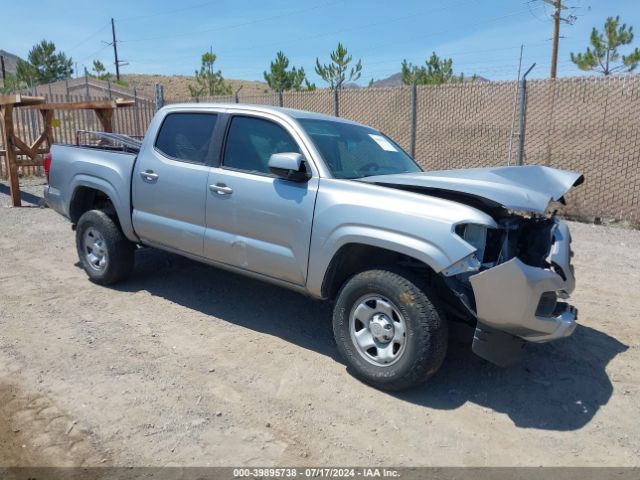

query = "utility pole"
[544, 0, 577, 78]
[111, 18, 121, 81]
[550, 0, 561, 79]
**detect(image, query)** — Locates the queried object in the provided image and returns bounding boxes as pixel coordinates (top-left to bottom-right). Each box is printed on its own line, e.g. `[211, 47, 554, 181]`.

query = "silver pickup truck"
[45, 103, 583, 391]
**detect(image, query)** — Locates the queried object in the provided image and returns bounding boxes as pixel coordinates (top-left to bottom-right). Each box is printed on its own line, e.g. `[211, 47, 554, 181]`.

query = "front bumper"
[468, 219, 577, 344]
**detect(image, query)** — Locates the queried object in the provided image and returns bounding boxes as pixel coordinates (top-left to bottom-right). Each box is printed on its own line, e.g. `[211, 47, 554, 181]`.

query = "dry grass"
[122, 74, 268, 101]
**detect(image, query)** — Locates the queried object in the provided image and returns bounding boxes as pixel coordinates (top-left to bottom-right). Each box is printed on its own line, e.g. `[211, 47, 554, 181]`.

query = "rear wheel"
[333, 269, 448, 391]
[76, 209, 134, 285]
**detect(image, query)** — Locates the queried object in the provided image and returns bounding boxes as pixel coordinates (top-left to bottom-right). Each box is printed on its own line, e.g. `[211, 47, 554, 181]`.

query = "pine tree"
[401, 52, 463, 85]
[188, 49, 232, 98]
[16, 40, 72, 84]
[571, 16, 640, 75]
[91, 60, 111, 81]
[264, 51, 315, 93]
[315, 42, 362, 90]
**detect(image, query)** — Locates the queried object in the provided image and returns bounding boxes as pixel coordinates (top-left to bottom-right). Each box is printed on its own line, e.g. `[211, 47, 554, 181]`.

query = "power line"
[77, 44, 111, 63]
[120, 0, 345, 43]
[526, 0, 549, 22]
[530, 0, 578, 78]
[345, 42, 553, 70]
[209, 0, 478, 56]
[125, 2, 546, 71]
[81, 0, 564, 83]
[116, 0, 222, 23]
[66, 23, 110, 53]
[356, 4, 546, 57]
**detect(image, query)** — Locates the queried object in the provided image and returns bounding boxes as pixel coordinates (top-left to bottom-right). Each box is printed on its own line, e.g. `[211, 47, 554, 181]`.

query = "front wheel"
[333, 269, 448, 391]
[75, 209, 134, 285]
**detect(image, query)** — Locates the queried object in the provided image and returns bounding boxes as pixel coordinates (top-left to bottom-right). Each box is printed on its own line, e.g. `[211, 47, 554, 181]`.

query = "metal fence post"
[134, 87, 142, 137]
[84, 70, 90, 98]
[409, 80, 417, 159]
[154, 84, 164, 112]
[84, 69, 92, 129]
[516, 63, 535, 166]
[333, 88, 339, 117]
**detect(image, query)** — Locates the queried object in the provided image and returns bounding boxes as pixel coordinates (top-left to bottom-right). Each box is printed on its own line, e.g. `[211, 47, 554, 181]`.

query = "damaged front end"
[359, 164, 583, 366]
[444, 215, 578, 366]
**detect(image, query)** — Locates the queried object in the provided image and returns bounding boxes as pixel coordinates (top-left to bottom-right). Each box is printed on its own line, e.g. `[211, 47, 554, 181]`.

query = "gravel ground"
[1, 178, 639, 467]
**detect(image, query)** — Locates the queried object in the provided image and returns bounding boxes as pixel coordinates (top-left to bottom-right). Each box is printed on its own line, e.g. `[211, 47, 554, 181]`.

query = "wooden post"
[0, 104, 21, 206]
[40, 109, 54, 147]
[94, 108, 114, 132]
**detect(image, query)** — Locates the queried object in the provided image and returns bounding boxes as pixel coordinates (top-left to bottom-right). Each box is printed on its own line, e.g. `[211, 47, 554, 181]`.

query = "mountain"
[370, 73, 404, 88]
[122, 74, 269, 100]
[340, 73, 403, 89]
[368, 72, 489, 88]
[0, 50, 24, 75]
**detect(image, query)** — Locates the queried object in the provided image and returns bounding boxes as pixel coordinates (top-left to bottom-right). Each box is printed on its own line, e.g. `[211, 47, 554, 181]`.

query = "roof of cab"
[161, 102, 363, 126]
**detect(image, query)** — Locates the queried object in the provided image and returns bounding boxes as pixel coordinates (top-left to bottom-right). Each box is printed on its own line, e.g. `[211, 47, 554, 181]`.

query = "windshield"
[298, 118, 422, 179]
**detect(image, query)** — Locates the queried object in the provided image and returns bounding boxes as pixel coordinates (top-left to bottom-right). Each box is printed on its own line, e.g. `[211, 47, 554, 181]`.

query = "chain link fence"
[2, 74, 639, 224]
[166, 75, 640, 223]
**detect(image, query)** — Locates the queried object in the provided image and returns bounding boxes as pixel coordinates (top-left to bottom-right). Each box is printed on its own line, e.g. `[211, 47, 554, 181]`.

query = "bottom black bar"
[0, 467, 638, 480]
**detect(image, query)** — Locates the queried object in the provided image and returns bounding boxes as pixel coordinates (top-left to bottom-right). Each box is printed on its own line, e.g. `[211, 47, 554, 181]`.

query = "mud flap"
[472, 322, 526, 367]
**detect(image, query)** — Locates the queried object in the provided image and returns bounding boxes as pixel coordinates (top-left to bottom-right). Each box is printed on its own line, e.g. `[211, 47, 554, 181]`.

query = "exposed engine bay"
[445, 213, 569, 318]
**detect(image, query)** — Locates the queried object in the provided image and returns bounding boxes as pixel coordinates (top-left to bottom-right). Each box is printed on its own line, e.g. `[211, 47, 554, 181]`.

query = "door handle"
[140, 170, 159, 181]
[209, 183, 233, 195]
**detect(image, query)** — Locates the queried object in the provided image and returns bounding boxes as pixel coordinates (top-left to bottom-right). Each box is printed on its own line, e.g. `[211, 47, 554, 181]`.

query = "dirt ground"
[1, 178, 639, 467]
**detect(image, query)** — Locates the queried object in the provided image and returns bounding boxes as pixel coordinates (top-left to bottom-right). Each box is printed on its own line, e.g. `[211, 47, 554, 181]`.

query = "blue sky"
[2, 0, 640, 84]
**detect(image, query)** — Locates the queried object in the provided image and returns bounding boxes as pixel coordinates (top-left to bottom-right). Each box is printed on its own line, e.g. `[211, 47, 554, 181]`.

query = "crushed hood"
[359, 165, 584, 214]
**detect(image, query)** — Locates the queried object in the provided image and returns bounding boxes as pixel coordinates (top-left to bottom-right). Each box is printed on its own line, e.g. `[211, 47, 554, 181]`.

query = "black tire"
[333, 269, 448, 391]
[75, 209, 134, 285]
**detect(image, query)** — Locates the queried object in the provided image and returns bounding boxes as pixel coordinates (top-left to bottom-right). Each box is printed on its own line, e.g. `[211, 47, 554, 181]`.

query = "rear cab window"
[154, 112, 218, 164]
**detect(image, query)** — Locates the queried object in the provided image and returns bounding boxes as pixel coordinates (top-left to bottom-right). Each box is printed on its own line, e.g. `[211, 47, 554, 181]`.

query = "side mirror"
[268, 152, 310, 182]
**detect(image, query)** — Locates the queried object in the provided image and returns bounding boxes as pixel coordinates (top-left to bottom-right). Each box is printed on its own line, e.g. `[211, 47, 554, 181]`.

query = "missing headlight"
[456, 223, 488, 263]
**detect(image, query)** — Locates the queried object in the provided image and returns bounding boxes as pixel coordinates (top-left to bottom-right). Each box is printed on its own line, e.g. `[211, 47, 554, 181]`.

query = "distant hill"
[122, 74, 269, 101]
[367, 72, 490, 88]
[0, 49, 23, 75]
[370, 73, 404, 88]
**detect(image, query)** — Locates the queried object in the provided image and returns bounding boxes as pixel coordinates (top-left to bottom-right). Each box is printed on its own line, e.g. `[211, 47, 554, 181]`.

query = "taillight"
[44, 152, 52, 184]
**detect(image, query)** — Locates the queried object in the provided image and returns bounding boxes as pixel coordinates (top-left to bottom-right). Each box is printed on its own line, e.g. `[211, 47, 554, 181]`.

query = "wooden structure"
[0, 95, 47, 206]
[0, 95, 134, 206]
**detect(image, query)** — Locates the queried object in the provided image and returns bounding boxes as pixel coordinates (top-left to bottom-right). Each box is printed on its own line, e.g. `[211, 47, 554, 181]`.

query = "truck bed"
[45, 143, 138, 242]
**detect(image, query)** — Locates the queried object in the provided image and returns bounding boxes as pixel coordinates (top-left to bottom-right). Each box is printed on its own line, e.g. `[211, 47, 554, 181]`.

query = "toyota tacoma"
[44, 103, 583, 391]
